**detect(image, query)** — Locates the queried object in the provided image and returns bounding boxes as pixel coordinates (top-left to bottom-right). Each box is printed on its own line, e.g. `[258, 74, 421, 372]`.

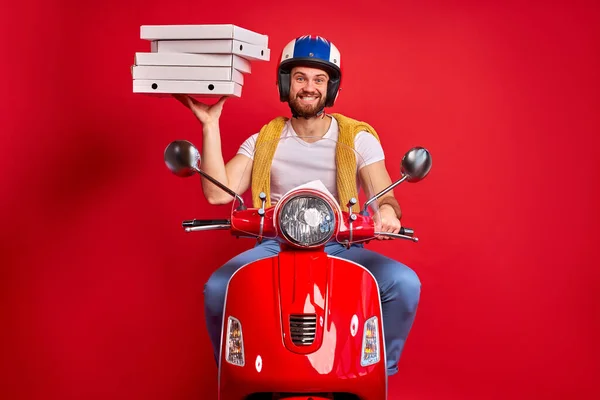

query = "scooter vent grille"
[289, 314, 317, 346]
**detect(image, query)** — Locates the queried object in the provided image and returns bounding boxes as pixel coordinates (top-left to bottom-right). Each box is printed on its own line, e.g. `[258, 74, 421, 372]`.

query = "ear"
[278, 73, 291, 102]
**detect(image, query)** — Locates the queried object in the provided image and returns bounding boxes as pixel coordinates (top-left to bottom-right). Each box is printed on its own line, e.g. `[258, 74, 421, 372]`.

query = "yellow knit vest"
[251, 113, 381, 211]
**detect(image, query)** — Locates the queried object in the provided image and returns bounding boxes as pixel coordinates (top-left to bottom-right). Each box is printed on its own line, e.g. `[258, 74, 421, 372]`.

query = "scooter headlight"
[361, 316, 381, 367]
[278, 195, 336, 247]
[225, 316, 245, 366]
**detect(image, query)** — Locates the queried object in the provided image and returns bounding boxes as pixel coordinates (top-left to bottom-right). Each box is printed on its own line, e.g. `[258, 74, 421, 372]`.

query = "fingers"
[172, 93, 192, 109]
[173, 93, 213, 111]
[377, 217, 401, 240]
[189, 96, 210, 111]
[210, 96, 228, 113]
[375, 217, 387, 240]
[381, 219, 393, 240]
[216, 96, 228, 106]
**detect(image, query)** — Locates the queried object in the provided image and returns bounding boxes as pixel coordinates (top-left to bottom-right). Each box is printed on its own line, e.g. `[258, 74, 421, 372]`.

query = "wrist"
[202, 121, 220, 134]
[378, 198, 402, 219]
[379, 203, 397, 217]
[379, 203, 394, 212]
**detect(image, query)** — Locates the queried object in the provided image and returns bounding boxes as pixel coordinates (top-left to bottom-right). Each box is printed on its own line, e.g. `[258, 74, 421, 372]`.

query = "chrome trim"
[185, 224, 231, 232]
[348, 197, 357, 247]
[362, 175, 408, 214]
[289, 314, 317, 346]
[258, 192, 267, 241]
[277, 194, 335, 247]
[258, 209, 265, 240]
[193, 166, 246, 210]
[374, 231, 419, 242]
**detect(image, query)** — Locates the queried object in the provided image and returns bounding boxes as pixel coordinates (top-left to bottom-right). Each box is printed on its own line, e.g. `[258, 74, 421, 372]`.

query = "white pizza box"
[140, 24, 268, 47]
[132, 66, 244, 85]
[134, 52, 251, 73]
[133, 79, 243, 97]
[150, 39, 270, 62]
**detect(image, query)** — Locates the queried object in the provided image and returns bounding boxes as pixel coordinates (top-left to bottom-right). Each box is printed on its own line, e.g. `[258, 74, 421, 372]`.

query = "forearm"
[200, 122, 232, 203]
[378, 195, 402, 220]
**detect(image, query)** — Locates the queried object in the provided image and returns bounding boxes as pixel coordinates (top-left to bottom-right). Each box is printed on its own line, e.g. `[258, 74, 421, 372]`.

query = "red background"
[2, 0, 599, 399]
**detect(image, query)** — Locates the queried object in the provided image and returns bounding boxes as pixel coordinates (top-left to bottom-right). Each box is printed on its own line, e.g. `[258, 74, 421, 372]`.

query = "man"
[174, 35, 421, 376]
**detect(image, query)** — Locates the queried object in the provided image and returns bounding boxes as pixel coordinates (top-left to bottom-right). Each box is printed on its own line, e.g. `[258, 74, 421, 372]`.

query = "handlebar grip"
[400, 227, 414, 237]
[182, 219, 230, 228]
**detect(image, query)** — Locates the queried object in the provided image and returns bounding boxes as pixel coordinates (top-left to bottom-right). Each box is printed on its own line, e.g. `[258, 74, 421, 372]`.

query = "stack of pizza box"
[132, 24, 270, 98]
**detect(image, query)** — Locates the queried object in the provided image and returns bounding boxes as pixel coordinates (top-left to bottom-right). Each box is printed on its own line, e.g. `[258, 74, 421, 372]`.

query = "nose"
[303, 79, 317, 92]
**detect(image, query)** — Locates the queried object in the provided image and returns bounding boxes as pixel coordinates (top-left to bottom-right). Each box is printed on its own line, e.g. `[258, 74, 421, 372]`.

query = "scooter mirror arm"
[194, 167, 246, 211]
[362, 175, 408, 215]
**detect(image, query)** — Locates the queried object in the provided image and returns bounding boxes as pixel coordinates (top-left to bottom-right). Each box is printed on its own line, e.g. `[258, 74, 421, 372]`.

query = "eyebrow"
[292, 72, 329, 78]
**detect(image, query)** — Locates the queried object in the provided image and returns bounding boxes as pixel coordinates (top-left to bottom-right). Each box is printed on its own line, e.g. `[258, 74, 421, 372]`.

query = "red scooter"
[164, 137, 432, 400]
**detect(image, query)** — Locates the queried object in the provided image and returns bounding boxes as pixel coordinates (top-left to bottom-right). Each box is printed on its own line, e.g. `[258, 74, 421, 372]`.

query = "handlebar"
[182, 219, 231, 232]
[400, 227, 414, 236]
[181, 217, 419, 242]
[374, 227, 419, 242]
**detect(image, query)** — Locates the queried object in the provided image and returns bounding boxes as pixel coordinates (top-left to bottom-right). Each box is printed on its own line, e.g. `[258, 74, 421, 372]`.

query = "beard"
[288, 91, 327, 118]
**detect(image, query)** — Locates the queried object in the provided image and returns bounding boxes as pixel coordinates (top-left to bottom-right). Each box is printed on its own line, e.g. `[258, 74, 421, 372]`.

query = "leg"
[203, 240, 281, 364]
[325, 243, 421, 375]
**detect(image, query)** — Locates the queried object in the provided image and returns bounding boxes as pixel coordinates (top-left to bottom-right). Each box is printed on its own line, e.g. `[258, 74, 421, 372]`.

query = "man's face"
[288, 66, 329, 118]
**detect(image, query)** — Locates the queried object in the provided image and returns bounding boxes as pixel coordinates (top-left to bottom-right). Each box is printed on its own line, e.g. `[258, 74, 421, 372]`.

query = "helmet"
[277, 35, 342, 108]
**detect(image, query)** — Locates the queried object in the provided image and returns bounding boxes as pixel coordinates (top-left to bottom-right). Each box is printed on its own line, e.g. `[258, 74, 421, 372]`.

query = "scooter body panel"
[218, 250, 386, 400]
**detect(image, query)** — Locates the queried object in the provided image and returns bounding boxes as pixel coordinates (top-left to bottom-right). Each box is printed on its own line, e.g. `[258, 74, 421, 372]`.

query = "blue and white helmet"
[277, 35, 342, 107]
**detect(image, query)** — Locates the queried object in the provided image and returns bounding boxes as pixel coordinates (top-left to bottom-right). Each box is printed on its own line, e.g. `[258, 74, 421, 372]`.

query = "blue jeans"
[203, 240, 421, 376]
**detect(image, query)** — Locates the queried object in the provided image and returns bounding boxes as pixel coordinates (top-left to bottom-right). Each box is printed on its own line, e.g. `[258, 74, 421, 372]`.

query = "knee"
[388, 264, 421, 311]
[204, 271, 223, 296]
[203, 270, 229, 316]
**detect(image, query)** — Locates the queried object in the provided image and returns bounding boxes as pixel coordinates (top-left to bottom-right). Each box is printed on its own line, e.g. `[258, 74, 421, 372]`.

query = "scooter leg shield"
[219, 252, 386, 400]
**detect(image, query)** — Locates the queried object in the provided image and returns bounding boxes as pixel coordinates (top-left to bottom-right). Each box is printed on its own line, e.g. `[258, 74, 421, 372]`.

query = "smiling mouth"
[298, 95, 320, 102]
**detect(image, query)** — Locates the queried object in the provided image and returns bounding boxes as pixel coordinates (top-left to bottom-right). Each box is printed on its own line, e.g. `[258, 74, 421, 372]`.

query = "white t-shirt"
[237, 116, 385, 205]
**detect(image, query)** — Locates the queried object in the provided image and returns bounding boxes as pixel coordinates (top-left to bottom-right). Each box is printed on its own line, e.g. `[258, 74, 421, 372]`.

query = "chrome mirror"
[163, 140, 246, 210]
[164, 140, 201, 177]
[401, 147, 432, 183]
[362, 146, 432, 214]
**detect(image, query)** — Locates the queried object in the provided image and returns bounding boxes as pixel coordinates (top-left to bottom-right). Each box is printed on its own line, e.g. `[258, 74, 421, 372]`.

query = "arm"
[173, 95, 252, 205]
[358, 160, 402, 238]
